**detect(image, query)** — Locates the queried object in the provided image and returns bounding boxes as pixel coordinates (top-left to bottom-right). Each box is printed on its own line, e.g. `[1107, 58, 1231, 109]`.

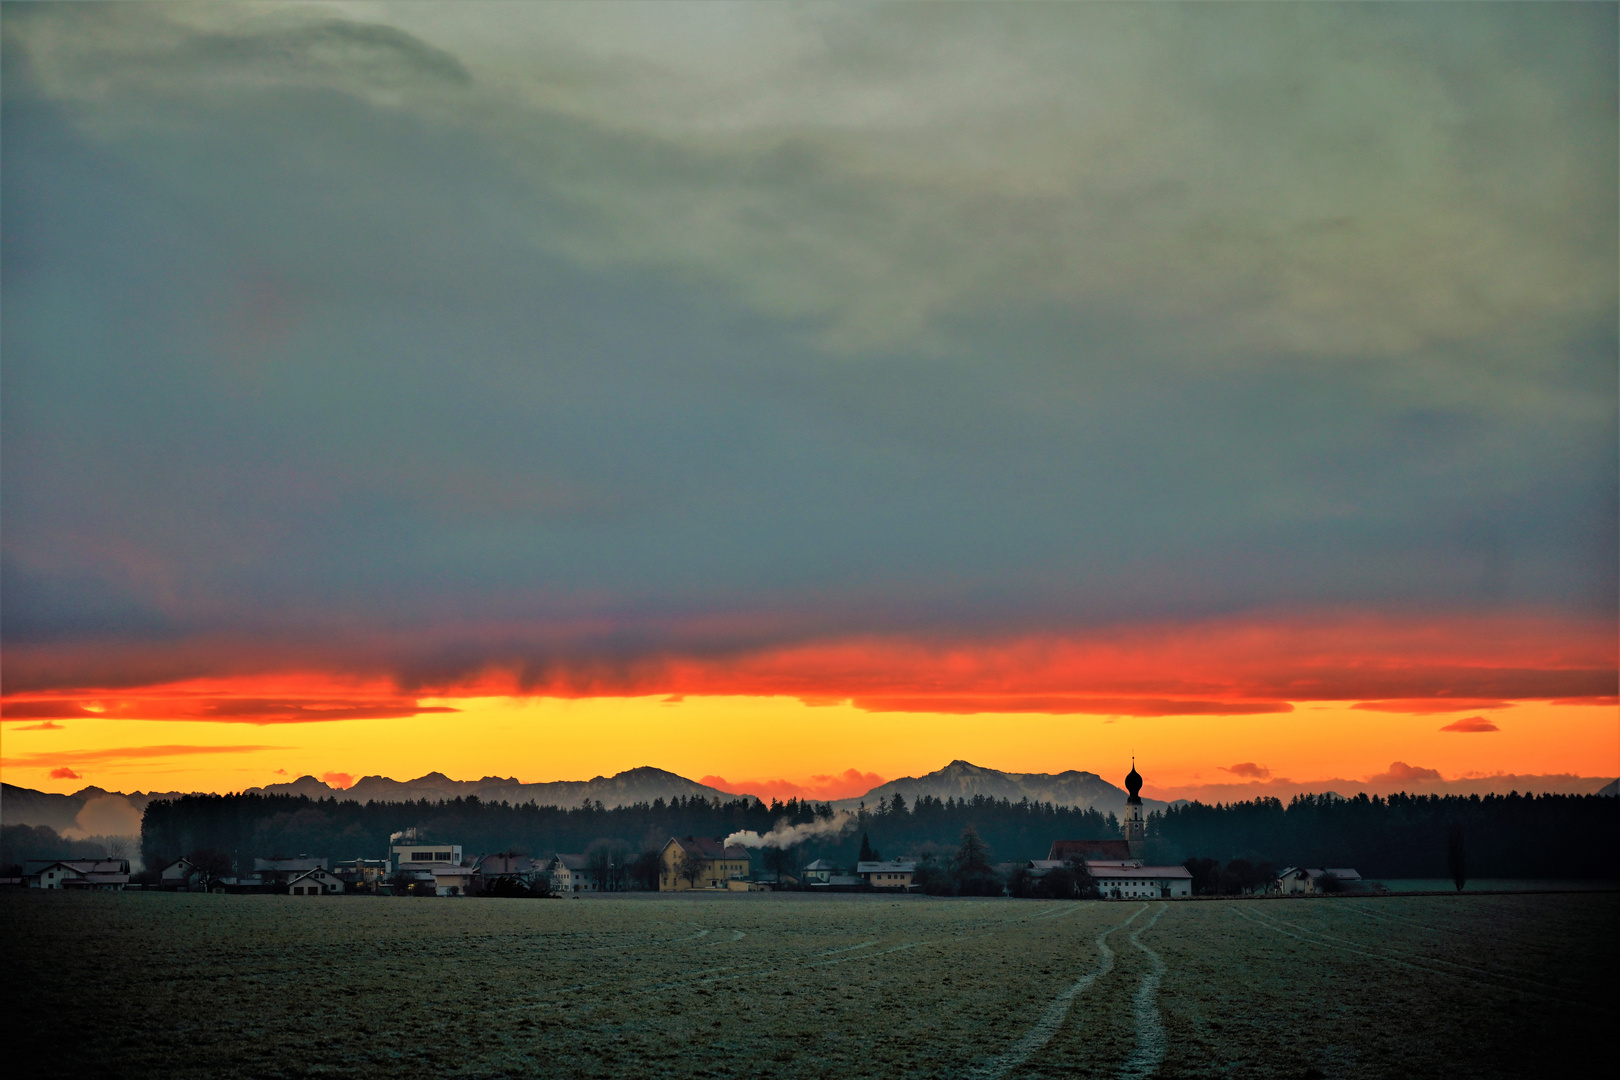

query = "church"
[1036, 760, 1193, 899]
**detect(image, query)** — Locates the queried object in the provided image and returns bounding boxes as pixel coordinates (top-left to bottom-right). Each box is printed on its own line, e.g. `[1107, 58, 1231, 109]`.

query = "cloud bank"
[2, 4, 1614, 709]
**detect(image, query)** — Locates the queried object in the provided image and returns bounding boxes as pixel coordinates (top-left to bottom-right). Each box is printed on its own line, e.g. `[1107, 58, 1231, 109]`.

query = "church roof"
[1048, 839, 1133, 861]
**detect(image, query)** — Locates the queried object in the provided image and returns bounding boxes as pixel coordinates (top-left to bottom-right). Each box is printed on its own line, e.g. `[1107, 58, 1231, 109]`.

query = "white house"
[160, 857, 195, 889]
[286, 868, 345, 895]
[1084, 860, 1193, 899]
[856, 860, 916, 890]
[1278, 867, 1363, 895]
[26, 859, 130, 891]
[432, 866, 480, 897]
[390, 842, 463, 874]
[549, 854, 604, 893]
[801, 859, 839, 885]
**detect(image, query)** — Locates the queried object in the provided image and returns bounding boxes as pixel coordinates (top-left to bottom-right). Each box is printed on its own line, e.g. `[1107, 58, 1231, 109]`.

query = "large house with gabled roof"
[658, 836, 750, 891]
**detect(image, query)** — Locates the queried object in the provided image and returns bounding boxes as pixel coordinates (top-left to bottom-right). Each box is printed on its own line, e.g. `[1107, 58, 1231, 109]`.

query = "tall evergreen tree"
[858, 832, 879, 862]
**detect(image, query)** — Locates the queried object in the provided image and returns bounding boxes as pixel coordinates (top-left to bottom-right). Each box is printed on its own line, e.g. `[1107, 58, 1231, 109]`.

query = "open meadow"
[3, 890, 1613, 1079]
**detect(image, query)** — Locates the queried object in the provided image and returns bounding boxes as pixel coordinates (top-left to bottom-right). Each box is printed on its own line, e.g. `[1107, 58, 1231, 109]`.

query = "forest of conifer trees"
[132, 788, 1618, 883]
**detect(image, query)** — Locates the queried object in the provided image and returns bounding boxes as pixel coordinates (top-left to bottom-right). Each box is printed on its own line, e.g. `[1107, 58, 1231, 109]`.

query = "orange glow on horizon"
[2, 692, 1614, 803]
[3, 612, 1613, 802]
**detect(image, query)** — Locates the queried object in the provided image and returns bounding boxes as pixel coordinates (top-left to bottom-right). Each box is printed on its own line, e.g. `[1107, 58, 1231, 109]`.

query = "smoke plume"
[726, 811, 857, 850]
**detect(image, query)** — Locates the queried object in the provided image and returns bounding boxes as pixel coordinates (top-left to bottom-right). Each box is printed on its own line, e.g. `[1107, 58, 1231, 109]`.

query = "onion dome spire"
[1124, 757, 1143, 801]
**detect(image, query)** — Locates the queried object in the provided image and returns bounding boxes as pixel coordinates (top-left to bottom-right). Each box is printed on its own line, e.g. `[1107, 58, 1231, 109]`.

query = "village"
[17, 764, 1366, 899]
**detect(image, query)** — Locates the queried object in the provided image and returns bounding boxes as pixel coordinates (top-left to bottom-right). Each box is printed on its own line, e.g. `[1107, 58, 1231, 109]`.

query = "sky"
[2, 2, 1616, 803]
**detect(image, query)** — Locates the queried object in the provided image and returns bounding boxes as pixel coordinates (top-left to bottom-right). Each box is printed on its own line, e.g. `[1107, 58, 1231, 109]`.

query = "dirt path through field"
[963, 903, 1144, 1080]
[1115, 902, 1170, 1080]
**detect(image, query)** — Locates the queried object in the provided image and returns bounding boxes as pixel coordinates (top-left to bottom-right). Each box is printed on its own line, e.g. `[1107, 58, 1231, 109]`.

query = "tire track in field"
[1230, 906, 1615, 1014]
[963, 904, 1145, 1080]
[1249, 908, 1594, 993]
[1116, 903, 1170, 1080]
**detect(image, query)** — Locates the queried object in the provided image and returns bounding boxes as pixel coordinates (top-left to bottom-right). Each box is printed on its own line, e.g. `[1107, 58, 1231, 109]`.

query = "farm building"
[857, 860, 917, 890]
[1086, 861, 1192, 899]
[658, 836, 751, 891]
[1278, 867, 1363, 894]
[24, 859, 130, 891]
[287, 869, 345, 895]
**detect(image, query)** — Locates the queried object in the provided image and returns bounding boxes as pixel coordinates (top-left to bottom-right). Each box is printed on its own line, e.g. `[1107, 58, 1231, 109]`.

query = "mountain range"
[243, 767, 737, 809]
[833, 759, 1163, 815]
[1, 760, 1154, 832]
[6, 763, 1612, 835]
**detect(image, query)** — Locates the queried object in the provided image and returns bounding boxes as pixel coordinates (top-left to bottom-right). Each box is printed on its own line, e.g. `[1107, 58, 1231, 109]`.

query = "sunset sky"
[3, 3, 1615, 802]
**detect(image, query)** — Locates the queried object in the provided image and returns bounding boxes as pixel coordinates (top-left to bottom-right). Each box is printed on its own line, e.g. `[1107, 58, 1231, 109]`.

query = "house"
[658, 836, 751, 891]
[1085, 860, 1192, 899]
[333, 859, 391, 890]
[432, 866, 480, 897]
[390, 840, 463, 874]
[159, 857, 195, 890]
[1278, 867, 1364, 895]
[286, 868, 345, 895]
[548, 854, 606, 893]
[801, 858, 840, 885]
[254, 857, 330, 888]
[476, 853, 542, 879]
[476, 853, 546, 889]
[857, 860, 916, 890]
[25, 859, 130, 891]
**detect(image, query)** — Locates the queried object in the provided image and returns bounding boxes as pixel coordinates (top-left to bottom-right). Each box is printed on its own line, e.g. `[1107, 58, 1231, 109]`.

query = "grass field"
[3, 891, 1614, 1078]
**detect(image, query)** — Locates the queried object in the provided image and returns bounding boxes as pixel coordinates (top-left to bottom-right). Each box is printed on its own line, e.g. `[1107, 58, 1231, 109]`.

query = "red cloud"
[1440, 715, 1500, 733]
[1220, 762, 1272, 779]
[702, 769, 886, 803]
[851, 697, 1292, 716]
[1366, 761, 1444, 785]
[1, 744, 281, 769]
[320, 771, 356, 788]
[0, 694, 457, 726]
[2, 611, 1611, 715]
[1352, 699, 1513, 714]
[49, 767, 82, 779]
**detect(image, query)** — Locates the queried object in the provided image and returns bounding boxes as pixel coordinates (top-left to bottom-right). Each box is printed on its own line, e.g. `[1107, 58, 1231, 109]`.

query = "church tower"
[1122, 758, 1146, 859]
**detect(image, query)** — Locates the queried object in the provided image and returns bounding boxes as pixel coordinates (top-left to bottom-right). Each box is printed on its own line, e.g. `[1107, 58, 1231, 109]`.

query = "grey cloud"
[1, 4, 1614, 689]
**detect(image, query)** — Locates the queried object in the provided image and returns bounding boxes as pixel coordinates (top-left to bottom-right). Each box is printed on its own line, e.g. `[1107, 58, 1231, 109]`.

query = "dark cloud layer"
[1, 5, 1614, 697]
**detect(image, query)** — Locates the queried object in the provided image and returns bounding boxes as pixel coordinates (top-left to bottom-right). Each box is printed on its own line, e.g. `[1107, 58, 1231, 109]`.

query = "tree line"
[133, 787, 1617, 882]
[1146, 791, 1617, 879]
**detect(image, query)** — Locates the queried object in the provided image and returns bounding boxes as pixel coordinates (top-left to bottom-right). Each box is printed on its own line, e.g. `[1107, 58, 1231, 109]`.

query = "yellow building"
[659, 836, 752, 891]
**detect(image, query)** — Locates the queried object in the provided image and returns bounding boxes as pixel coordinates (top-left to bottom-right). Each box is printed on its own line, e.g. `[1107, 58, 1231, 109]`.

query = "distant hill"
[1, 782, 190, 830]
[244, 766, 743, 809]
[837, 760, 1167, 814]
[1599, 779, 1618, 797]
[3, 768, 748, 830]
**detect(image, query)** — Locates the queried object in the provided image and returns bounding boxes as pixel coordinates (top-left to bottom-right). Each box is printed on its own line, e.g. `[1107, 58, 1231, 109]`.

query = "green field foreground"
[3, 891, 1613, 1078]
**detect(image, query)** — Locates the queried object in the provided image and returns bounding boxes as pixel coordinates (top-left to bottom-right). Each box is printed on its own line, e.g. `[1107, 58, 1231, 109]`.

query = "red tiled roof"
[670, 836, 749, 860]
[1049, 839, 1133, 861]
